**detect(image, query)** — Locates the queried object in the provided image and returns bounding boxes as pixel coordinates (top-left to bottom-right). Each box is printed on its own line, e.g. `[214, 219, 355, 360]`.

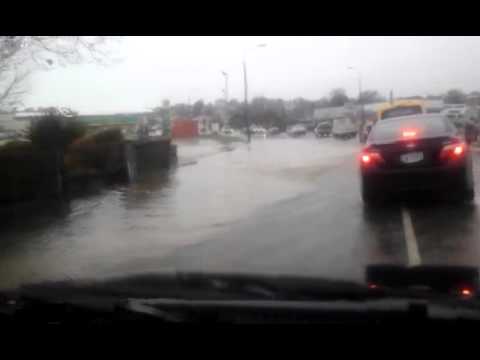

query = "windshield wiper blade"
[14, 272, 375, 305]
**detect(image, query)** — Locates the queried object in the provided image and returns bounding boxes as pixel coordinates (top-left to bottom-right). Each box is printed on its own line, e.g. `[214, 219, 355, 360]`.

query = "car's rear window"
[381, 105, 423, 120]
[369, 116, 453, 143]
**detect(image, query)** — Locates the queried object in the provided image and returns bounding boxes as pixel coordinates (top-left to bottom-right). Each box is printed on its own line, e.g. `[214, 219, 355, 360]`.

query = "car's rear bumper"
[361, 164, 470, 193]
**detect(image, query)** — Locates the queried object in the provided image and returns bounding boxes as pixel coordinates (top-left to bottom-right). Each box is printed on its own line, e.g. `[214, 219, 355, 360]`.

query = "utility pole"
[243, 60, 250, 143]
[242, 43, 266, 144]
[358, 73, 364, 132]
[222, 71, 229, 102]
[390, 90, 394, 104]
[348, 66, 365, 142]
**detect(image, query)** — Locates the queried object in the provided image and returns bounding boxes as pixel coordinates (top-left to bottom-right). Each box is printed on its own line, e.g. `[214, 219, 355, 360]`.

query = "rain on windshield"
[1, 36, 480, 291]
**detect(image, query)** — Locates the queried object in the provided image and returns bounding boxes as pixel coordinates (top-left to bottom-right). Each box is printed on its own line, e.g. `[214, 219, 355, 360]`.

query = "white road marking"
[401, 207, 421, 266]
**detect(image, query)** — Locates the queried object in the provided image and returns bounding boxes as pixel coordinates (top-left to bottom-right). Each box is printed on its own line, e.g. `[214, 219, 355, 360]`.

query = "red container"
[171, 117, 199, 138]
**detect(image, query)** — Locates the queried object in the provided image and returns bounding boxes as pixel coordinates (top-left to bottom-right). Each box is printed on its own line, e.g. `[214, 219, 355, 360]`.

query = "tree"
[249, 97, 287, 129]
[153, 99, 172, 135]
[25, 109, 86, 150]
[228, 104, 246, 130]
[192, 100, 205, 117]
[171, 103, 192, 117]
[313, 97, 330, 109]
[0, 36, 111, 109]
[359, 90, 385, 104]
[153, 99, 171, 119]
[444, 89, 467, 104]
[228, 99, 240, 108]
[24, 109, 87, 194]
[329, 88, 349, 107]
[287, 97, 314, 122]
[204, 103, 215, 117]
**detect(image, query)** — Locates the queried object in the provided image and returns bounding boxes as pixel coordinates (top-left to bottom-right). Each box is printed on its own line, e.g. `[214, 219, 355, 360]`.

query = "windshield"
[2, 36, 480, 306]
[368, 115, 454, 143]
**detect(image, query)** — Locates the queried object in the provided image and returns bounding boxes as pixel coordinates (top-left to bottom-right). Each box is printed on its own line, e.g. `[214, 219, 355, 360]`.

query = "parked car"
[442, 108, 466, 129]
[314, 121, 332, 138]
[332, 117, 357, 139]
[360, 114, 474, 205]
[249, 125, 267, 138]
[221, 127, 234, 136]
[287, 124, 307, 137]
[267, 127, 282, 136]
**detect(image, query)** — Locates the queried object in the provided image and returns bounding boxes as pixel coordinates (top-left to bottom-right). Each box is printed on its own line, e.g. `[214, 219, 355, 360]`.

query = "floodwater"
[0, 135, 359, 289]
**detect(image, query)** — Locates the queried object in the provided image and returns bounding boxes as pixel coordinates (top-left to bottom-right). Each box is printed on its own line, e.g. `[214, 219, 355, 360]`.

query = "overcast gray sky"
[22, 36, 480, 114]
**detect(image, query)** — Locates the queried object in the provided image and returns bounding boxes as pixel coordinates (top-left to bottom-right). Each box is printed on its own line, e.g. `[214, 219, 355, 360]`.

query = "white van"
[332, 117, 357, 139]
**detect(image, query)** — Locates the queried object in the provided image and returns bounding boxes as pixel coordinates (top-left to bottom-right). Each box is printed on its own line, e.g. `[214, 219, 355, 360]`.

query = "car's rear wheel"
[463, 188, 475, 202]
[361, 182, 382, 206]
[448, 187, 475, 203]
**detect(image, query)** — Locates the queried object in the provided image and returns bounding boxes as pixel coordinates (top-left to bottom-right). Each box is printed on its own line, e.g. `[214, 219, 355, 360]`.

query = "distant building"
[313, 105, 359, 122]
[171, 117, 199, 138]
[284, 100, 296, 112]
[466, 94, 480, 107]
[193, 115, 214, 135]
[424, 100, 444, 113]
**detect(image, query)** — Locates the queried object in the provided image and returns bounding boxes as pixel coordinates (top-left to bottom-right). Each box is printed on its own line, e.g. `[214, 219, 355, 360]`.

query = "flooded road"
[0, 135, 359, 289]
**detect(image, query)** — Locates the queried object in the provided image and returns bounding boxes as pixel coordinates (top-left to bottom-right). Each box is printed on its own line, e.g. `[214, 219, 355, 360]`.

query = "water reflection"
[0, 137, 358, 289]
[406, 199, 479, 265]
[361, 203, 406, 263]
[120, 168, 176, 211]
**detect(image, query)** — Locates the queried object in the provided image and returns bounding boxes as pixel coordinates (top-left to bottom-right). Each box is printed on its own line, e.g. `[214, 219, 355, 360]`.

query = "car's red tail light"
[439, 141, 467, 161]
[454, 145, 464, 155]
[454, 285, 476, 299]
[360, 150, 384, 166]
[402, 130, 417, 138]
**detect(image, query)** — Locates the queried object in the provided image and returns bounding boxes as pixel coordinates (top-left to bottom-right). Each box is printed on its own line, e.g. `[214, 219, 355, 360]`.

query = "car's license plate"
[400, 152, 424, 164]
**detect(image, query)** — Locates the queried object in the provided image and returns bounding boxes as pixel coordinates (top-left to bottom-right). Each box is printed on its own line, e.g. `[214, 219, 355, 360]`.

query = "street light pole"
[221, 71, 229, 102]
[243, 43, 266, 144]
[348, 66, 364, 138]
[243, 60, 250, 143]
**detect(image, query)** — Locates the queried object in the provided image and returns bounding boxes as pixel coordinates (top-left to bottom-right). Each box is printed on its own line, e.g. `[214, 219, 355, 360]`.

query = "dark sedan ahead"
[360, 114, 475, 204]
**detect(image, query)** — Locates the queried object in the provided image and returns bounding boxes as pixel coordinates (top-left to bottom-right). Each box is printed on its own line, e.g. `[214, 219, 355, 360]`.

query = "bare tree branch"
[0, 69, 30, 107]
[0, 36, 115, 109]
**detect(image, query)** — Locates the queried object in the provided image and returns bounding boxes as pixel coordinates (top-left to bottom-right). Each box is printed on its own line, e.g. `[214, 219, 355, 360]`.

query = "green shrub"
[66, 127, 125, 174]
[25, 111, 87, 151]
[90, 127, 123, 144]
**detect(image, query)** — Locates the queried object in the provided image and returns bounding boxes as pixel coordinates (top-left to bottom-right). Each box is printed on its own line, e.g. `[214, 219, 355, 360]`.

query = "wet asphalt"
[1, 134, 480, 288]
